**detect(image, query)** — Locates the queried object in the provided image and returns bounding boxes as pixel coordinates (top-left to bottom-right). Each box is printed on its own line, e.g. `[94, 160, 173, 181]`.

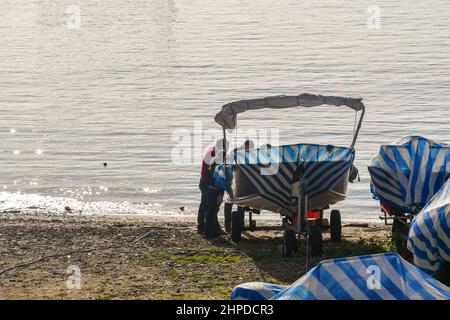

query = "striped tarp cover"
[215, 143, 355, 213]
[408, 178, 450, 275]
[230, 282, 286, 300]
[231, 253, 450, 300]
[368, 136, 450, 214]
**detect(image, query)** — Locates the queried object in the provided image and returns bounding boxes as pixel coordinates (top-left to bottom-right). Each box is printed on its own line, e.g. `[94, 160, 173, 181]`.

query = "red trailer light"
[307, 210, 321, 220]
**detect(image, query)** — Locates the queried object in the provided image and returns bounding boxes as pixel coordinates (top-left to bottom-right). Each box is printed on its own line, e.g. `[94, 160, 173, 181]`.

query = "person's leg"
[197, 179, 208, 234]
[213, 200, 222, 234]
[205, 189, 219, 238]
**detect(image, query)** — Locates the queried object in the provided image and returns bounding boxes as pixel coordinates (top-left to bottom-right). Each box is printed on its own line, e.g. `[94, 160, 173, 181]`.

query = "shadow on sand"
[209, 226, 390, 284]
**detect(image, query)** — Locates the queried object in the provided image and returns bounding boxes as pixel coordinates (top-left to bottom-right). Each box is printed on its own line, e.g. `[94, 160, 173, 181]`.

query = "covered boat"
[408, 178, 450, 280]
[368, 136, 450, 215]
[231, 253, 450, 300]
[214, 93, 365, 255]
[368, 136, 450, 254]
[221, 143, 356, 216]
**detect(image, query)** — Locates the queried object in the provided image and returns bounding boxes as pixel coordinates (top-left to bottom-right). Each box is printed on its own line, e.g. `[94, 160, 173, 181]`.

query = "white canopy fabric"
[214, 93, 365, 130]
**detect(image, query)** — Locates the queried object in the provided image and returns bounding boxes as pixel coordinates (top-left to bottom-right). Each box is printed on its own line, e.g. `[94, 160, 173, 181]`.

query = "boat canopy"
[214, 93, 365, 147]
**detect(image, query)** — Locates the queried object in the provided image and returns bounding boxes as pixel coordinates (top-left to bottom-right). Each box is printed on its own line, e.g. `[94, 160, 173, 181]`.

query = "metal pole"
[222, 127, 227, 165]
[305, 229, 309, 272]
[304, 194, 309, 273]
[298, 179, 310, 272]
[350, 105, 365, 149]
[297, 192, 302, 235]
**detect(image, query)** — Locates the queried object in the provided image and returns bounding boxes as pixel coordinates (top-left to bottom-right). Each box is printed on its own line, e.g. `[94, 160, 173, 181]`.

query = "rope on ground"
[0, 229, 154, 276]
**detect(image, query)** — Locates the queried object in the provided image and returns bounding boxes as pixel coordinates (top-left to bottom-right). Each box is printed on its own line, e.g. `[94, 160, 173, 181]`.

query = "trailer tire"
[330, 210, 342, 242]
[435, 262, 450, 287]
[224, 203, 232, 233]
[283, 228, 298, 257]
[309, 225, 323, 257]
[231, 210, 244, 242]
[392, 217, 409, 258]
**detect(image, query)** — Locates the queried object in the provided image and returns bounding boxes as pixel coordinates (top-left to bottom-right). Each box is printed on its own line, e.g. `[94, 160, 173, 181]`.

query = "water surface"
[1, 0, 449, 221]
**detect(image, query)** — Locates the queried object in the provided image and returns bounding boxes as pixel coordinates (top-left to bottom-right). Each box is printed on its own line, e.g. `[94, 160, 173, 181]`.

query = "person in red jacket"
[197, 138, 228, 234]
[204, 151, 226, 238]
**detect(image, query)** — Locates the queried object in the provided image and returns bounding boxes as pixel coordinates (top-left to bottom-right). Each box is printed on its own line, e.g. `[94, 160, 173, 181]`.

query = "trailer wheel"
[283, 228, 298, 257]
[224, 203, 232, 233]
[392, 217, 409, 258]
[330, 209, 342, 242]
[434, 261, 450, 287]
[309, 225, 323, 257]
[231, 210, 244, 242]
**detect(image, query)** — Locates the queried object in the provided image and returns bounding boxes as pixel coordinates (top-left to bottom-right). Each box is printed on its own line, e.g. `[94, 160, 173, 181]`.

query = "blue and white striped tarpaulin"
[408, 178, 450, 275]
[368, 136, 450, 214]
[216, 143, 355, 214]
[231, 253, 450, 300]
[230, 282, 286, 300]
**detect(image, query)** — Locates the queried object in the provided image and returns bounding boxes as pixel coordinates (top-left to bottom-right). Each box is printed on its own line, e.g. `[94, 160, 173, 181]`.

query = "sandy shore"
[0, 213, 391, 300]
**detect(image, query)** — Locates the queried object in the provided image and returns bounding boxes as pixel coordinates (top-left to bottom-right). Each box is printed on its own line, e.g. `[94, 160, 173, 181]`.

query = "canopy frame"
[214, 93, 366, 153]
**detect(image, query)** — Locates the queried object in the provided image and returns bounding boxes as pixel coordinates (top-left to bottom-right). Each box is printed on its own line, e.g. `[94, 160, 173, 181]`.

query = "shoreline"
[0, 213, 391, 299]
[0, 209, 385, 224]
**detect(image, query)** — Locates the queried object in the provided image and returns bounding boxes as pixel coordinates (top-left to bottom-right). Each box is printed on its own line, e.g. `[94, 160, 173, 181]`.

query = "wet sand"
[0, 213, 391, 300]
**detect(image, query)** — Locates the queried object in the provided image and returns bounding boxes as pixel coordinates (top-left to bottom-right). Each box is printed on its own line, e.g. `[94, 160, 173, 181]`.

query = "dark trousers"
[205, 188, 222, 238]
[197, 179, 209, 233]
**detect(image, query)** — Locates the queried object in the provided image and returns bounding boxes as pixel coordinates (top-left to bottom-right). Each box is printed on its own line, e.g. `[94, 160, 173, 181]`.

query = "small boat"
[224, 142, 356, 217]
[215, 93, 365, 258]
[368, 136, 450, 253]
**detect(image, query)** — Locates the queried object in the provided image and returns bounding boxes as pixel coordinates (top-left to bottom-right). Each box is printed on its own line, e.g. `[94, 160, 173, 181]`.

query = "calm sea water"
[1, 0, 449, 221]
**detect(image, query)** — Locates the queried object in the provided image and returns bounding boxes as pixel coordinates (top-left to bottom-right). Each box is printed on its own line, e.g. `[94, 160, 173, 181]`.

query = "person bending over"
[204, 151, 226, 238]
[197, 138, 228, 234]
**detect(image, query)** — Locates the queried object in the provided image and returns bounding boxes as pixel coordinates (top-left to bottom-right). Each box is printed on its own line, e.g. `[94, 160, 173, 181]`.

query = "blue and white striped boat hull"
[231, 253, 450, 300]
[408, 178, 450, 275]
[368, 136, 450, 215]
[217, 143, 355, 217]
